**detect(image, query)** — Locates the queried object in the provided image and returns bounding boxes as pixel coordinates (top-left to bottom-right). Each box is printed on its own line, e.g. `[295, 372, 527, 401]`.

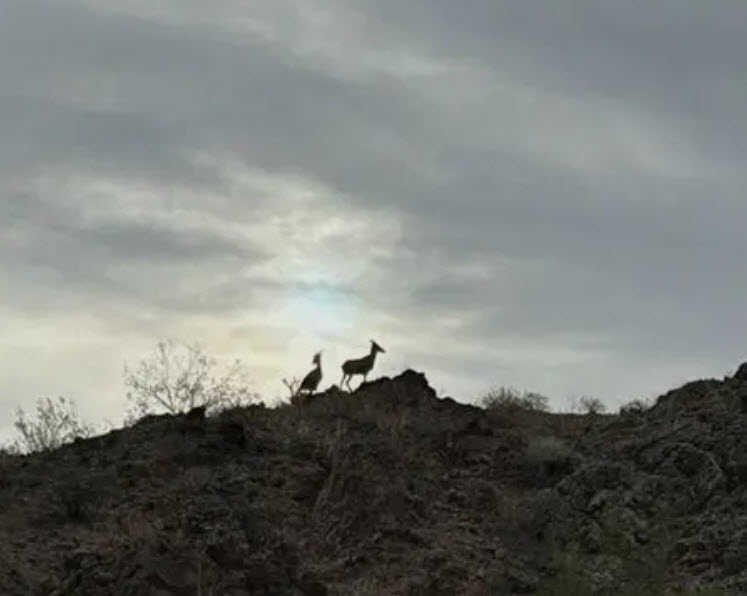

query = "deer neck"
[368, 349, 378, 366]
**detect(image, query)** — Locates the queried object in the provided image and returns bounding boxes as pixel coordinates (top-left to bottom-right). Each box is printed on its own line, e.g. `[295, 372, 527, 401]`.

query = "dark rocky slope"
[2, 367, 747, 595]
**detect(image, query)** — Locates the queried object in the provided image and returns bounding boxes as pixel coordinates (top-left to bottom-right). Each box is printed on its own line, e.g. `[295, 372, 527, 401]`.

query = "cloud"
[1, 0, 747, 439]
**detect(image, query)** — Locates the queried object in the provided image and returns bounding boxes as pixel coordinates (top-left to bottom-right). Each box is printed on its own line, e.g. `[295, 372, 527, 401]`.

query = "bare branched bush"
[481, 387, 550, 412]
[570, 396, 607, 415]
[13, 396, 94, 453]
[124, 340, 257, 419]
[282, 377, 304, 406]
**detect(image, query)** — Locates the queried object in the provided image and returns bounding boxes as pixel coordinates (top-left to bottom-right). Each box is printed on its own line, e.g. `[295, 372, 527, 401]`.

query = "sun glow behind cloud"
[282, 282, 355, 338]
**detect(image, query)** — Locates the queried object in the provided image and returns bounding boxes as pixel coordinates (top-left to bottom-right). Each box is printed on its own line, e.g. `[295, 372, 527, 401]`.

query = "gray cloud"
[1, 0, 746, 437]
[0, 190, 266, 318]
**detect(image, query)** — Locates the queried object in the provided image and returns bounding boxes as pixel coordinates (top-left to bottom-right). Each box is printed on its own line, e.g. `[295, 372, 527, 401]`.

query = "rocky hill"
[2, 367, 747, 595]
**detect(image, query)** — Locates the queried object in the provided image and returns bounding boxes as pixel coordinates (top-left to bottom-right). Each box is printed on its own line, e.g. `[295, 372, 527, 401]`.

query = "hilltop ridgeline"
[2, 367, 747, 594]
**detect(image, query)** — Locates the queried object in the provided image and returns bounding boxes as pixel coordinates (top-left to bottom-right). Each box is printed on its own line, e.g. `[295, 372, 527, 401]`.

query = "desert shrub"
[481, 387, 550, 412]
[570, 396, 607, 415]
[124, 339, 258, 419]
[619, 398, 653, 416]
[12, 396, 94, 453]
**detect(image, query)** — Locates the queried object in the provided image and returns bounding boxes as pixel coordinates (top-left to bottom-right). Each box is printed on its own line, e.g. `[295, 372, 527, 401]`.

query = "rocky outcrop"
[2, 367, 747, 593]
[733, 361, 747, 382]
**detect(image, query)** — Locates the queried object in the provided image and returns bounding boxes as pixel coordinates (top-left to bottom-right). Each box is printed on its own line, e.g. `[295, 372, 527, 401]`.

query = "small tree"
[481, 387, 550, 412]
[13, 396, 94, 453]
[570, 396, 607, 415]
[124, 339, 256, 419]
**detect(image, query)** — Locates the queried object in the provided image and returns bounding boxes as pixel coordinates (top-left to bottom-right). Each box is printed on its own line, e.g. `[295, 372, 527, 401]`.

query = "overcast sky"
[2, 0, 746, 438]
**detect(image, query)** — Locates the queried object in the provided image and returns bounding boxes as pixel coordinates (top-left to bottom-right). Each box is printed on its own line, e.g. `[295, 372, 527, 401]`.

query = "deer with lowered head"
[340, 340, 385, 391]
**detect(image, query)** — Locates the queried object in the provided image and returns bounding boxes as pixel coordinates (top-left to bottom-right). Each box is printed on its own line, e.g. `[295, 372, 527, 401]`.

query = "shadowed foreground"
[2, 368, 747, 594]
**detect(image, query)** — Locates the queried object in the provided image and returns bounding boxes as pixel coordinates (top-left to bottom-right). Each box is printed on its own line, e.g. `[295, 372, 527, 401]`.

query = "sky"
[2, 0, 747, 439]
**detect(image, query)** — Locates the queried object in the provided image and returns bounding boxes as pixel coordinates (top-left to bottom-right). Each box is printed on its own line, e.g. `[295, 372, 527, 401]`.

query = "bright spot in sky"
[284, 285, 355, 338]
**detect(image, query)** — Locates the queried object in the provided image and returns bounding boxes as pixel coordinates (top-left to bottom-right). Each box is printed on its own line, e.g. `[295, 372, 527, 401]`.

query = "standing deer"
[340, 340, 385, 391]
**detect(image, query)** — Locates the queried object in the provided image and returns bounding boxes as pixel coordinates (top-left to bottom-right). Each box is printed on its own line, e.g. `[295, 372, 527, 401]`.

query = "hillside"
[2, 367, 747, 595]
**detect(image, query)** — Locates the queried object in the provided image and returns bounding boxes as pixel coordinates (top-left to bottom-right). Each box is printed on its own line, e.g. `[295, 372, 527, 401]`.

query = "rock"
[185, 405, 206, 422]
[579, 520, 602, 553]
[734, 362, 747, 382]
[298, 577, 328, 596]
[8, 367, 747, 594]
[219, 421, 247, 448]
[584, 554, 625, 593]
[502, 561, 540, 593]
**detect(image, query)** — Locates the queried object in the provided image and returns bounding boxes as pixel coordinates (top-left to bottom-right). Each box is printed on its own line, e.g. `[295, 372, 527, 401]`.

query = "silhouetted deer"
[340, 340, 385, 391]
[296, 351, 322, 398]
